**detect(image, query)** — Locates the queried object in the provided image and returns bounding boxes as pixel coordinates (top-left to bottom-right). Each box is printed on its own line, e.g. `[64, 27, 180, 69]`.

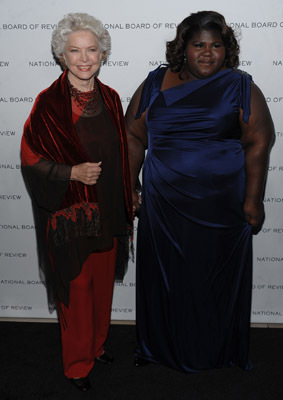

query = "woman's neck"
[67, 71, 95, 92]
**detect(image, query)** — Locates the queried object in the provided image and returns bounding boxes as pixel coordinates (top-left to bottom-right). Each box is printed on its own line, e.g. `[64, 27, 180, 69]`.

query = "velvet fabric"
[22, 69, 132, 216]
[21, 70, 132, 307]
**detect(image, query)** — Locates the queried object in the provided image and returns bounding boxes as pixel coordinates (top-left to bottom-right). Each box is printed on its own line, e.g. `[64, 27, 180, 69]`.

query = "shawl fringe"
[49, 202, 100, 246]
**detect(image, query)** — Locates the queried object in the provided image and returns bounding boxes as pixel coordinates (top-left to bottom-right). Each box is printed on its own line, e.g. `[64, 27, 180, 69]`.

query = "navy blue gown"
[135, 66, 253, 372]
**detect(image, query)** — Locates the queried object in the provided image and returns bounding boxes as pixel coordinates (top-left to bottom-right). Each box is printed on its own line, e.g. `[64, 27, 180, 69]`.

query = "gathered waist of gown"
[148, 135, 243, 150]
[143, 137, 248, 227]
[146, 138, 245, 178]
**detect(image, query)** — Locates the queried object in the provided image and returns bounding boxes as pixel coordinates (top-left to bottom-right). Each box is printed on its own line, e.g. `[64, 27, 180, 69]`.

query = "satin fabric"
[135, 66, 253, 371]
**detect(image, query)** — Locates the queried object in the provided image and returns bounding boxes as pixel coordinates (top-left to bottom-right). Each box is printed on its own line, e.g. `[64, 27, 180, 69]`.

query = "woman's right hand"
[70, 162, 102, 185]
[132, 190, 142, 215]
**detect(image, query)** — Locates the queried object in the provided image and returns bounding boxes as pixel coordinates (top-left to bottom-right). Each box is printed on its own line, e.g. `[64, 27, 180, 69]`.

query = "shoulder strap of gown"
[135, 64, 168, 119]
[234, 68, 253, 124]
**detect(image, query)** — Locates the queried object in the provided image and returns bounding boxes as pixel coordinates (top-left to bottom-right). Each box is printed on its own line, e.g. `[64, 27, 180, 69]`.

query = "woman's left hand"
[132, 191, 142, 216]
[243, 199, 264, 231]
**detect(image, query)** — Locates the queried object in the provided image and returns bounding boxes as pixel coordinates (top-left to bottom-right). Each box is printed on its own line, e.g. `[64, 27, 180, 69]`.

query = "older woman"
[21, 13, 132, 391]
[126, 11, 274, 372]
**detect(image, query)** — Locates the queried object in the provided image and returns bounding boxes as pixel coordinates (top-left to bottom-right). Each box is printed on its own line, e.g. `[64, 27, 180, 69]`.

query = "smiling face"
[62, 30, 103, 90]
[184, 29, 226, 80]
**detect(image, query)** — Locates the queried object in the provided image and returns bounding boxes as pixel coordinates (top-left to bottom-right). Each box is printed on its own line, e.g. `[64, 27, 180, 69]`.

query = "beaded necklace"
[68, 79, 99, 116]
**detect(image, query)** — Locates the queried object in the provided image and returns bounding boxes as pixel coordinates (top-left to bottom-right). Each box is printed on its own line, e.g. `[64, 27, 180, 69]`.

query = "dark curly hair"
[166, 11, 240, 74]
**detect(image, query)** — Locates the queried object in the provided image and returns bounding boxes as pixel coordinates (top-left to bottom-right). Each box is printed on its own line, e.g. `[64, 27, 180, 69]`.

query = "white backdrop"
[0, 0, 282, 322]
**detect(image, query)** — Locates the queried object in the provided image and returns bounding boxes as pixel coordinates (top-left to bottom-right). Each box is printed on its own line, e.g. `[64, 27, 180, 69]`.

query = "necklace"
[68, 80, 99, 116]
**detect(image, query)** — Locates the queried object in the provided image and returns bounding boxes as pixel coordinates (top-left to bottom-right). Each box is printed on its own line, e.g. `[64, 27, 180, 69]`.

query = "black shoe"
[134, 356, 151, 367]
[96, 351, 114, 365]
[70, 377, 91, 392]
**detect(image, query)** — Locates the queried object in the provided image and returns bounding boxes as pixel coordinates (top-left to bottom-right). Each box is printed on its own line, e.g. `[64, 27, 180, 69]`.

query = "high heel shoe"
[70, 376, 91, 392]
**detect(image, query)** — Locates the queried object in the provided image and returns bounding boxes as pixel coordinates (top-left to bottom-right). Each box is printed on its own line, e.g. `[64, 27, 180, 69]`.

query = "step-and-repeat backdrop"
[0, 0, 282, 322]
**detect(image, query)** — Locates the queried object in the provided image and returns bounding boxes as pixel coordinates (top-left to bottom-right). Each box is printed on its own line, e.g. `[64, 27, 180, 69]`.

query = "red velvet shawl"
[21, 70, 133, 307]
[22, 69, 132, 219]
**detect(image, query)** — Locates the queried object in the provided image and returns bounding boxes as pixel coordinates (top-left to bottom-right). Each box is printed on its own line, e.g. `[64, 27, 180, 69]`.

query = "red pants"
[59, 239, 117, 378]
